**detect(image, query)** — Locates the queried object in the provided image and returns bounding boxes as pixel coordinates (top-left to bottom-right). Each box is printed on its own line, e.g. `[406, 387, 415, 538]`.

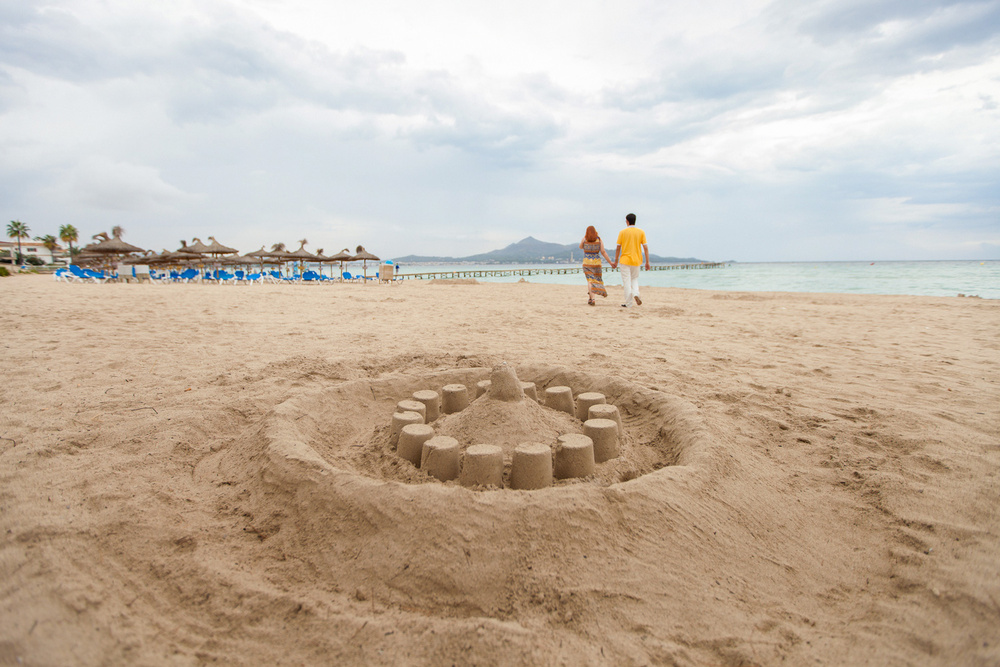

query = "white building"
[0, 240, 65, 265]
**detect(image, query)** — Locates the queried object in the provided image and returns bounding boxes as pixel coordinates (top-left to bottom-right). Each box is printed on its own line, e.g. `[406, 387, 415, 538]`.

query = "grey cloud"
[784, 0, 990, 42]
[618, 0, 998, 108]
[0, 68, 17, 113]
[410, 113, 564, 164]
[0, 1, 564, 158]
[59, 157, 198, 212]
[584, 0, 1000, 162]
[615, 57, 788, 109]
[0, 3, 407, 116]
[0, 3, 105, 79]
[2, 1, 995, 261]
[773, 0, 1000, 78]
[0, 2, 284, 82]
[517, 72, 571, 104]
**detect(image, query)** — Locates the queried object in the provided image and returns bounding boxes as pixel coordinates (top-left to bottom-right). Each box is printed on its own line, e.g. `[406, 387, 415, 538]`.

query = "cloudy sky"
[2, 0, 998, 261]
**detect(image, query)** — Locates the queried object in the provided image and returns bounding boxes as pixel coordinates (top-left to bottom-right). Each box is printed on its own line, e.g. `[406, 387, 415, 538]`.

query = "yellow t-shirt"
[616, 226, 647, 266]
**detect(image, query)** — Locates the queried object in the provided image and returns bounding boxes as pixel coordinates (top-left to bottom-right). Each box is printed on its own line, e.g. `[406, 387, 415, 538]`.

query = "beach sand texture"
[2, 274, 998, 665]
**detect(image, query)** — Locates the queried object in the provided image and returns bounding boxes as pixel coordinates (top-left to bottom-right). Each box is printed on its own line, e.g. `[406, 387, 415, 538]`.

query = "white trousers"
[620, 264, 641, 305]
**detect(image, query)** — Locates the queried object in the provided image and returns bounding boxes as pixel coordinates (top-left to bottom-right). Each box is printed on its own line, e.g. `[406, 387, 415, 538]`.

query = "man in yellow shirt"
[612, 213, 651, 308]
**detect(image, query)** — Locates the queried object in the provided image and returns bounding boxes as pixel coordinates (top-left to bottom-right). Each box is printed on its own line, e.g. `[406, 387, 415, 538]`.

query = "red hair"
[584, 226, 599, 243]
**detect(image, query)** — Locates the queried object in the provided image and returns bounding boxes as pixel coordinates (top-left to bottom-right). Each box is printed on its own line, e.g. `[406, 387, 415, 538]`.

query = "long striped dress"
[581, 241, 607, 297]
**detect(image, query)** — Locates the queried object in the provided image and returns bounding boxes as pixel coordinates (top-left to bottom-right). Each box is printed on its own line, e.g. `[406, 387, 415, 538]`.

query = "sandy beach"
[1, 274, 998, 666]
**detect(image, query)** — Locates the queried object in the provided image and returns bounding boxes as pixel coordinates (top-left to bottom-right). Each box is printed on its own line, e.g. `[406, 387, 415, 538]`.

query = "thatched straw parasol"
[73, 251, 103, 267]
[286, 240, 317, 275]
[195, 236, 239, 277]
[121, 250, 159, 265]
[218, 254, 253, 266]
[261, 243, 296, 274]
[243, 246, 272, 272]
[350, 245, 380, 279]
[173, 241, 203, 262]
[83, 232, 146, 273]
[86, 233, 145, 256]
[312, 248, 338, 279]
[138, 251, 170, 266]
[327, 248, 354, 280]
[149, 251, 195, 268]
[185, 237, 213, 254]
[203, 236, 238, 257]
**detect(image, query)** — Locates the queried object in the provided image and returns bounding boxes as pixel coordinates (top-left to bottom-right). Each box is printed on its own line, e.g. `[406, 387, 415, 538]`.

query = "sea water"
[392, 260, 1000, 299]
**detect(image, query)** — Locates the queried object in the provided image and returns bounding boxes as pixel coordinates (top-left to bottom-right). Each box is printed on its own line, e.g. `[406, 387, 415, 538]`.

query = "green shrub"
[0, 267, 10, 277]
[24, 256, 45, 266]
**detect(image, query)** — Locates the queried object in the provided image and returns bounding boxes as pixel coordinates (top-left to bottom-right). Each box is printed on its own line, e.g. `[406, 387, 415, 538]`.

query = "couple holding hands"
[580, 213, 651, 308]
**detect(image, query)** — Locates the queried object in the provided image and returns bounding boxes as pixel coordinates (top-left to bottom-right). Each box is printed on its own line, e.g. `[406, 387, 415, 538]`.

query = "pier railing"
[397, 262, 725, 280]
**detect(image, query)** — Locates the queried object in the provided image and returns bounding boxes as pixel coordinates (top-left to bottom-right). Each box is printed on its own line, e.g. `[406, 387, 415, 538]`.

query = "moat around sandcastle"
[389, 363, 626, 490]
[243, 361, 696, 493]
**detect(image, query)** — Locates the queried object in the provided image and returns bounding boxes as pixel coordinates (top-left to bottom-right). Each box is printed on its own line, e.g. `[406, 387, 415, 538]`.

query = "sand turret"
[487, 362, 524, 402]
[433, 364, 576, 458]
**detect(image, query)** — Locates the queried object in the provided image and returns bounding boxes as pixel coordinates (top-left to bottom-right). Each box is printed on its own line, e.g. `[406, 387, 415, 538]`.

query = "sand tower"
[387, 363, 627, 489]
[487, 362, 524, 401]
[434, 364, 579, 460]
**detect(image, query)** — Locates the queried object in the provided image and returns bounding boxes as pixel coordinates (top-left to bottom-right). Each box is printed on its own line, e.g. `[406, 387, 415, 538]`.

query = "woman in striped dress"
[579, 225, 614, 306]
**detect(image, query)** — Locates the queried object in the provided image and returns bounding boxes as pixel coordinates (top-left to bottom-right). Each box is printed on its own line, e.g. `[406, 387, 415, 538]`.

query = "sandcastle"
[387, 363, 623, 490]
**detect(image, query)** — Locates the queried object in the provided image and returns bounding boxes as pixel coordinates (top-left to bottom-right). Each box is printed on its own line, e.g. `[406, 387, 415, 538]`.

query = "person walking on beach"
[612, 213, 651, 308]
[579, 225, 614, 306]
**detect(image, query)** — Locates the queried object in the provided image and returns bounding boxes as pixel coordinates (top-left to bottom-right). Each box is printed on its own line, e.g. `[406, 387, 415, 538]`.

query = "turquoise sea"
[392, 260, 1000, 299]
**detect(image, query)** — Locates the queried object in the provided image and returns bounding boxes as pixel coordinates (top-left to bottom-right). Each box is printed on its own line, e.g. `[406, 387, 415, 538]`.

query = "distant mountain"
[392, 236, 706, 264]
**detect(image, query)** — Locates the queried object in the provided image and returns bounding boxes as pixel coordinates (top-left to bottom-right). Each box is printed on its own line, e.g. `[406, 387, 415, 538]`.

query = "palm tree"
[111, 225, 125, 238]
[59, 224, 79, 256]
[34, 234, 59, 264]
[7, 220, 30, 264]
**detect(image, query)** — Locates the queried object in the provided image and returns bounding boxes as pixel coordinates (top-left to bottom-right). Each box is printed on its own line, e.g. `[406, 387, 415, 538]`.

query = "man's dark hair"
[626, 213, 636, 225]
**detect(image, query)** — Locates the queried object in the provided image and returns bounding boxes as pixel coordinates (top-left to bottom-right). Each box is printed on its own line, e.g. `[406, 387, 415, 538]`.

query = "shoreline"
[2, 274, 998, 665]
[11, 266, 999, 300]
[9, 256, 1000, 299]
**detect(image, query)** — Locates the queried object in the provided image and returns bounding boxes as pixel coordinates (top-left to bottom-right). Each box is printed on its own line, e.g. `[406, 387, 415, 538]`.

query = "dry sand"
[1, 273, 998, 666]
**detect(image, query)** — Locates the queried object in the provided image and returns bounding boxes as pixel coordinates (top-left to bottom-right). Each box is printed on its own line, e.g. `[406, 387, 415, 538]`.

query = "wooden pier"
[398, 262, 726, 280]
